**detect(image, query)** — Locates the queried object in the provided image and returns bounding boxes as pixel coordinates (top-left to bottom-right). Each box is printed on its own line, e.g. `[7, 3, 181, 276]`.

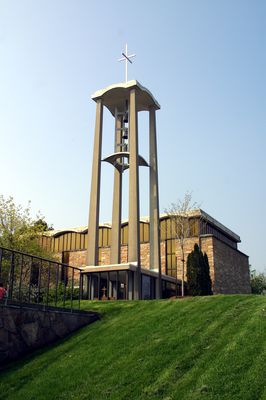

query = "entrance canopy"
[81, 264, 178, 300]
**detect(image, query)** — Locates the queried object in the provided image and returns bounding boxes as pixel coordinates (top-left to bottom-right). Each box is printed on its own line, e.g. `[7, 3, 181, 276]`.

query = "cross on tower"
[118, 44, 136, 82]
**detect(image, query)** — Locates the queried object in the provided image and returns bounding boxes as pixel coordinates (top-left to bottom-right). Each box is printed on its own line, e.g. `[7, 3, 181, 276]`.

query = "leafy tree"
[0, 195, 52, 257]
[186, 243, 213, 296]
[250, 269, 266, 294]
[33, 218, 53, 232]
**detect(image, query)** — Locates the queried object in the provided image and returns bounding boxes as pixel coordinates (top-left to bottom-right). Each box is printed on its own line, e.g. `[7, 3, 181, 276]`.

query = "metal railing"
[0, 247, 83, 311]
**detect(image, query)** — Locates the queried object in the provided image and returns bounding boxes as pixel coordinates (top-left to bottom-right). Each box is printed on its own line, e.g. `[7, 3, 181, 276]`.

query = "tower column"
[87, 99, 103, 266]
[128, 88, 141, 299]
[149, 108, 162, 298]
[110, 115, 123, 264]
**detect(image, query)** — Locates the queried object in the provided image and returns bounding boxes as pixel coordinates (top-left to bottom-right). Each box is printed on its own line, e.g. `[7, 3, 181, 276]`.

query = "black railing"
[0, 247, 83, 311]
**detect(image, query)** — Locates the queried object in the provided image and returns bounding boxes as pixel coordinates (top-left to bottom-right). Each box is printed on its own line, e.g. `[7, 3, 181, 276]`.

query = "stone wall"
[0, 304, 99, 365]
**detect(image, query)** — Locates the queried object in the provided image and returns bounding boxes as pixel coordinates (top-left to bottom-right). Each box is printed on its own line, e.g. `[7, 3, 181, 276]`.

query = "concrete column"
[149, 108, 162, 298]
[87, 275, 91, 300]
[110, 116, 122, 264]
[128, 271, 133, 300]
[128, 89, 141, 299]
[91, 276, 94, 300]
[108, 279, 112, 298]
[87, 99, 103, 266]
[97, 273, 101, 299]
[116, 271, 119, 300]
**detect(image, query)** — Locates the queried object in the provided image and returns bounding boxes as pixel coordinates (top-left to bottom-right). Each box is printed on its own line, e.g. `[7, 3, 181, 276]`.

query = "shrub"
[250, 271, 266, 294]
[186, 244, 213, 296]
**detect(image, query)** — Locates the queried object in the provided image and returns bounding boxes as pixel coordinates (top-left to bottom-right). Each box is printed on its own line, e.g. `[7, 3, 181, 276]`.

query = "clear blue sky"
[0, 0, 265, 271]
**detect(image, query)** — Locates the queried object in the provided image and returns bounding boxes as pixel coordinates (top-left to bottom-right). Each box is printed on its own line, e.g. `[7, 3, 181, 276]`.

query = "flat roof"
[160, 209, 240, 242]
[91, 80, 160, 116]
[81, 263, 177, 284]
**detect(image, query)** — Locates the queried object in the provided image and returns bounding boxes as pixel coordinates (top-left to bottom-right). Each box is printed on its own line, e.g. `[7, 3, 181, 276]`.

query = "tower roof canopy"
[91, 80, 160, 116]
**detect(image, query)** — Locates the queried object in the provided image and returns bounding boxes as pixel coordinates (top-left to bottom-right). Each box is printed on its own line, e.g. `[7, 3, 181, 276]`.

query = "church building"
[41, 51, 250, 299]
[41, 209, 251, 298]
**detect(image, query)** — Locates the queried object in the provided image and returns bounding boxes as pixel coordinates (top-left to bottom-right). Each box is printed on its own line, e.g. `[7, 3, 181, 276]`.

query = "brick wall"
[99, 248, 110, 265]
[175, 237, 200, 282]
[200, 236, 215, 286]
[211, 236, 250, 294]
[171, 236, 215, 284]
[140, 243, 149, 268]
[161, 242, 166, 275]
[68, 250, 87, 267]
[173, 235, 250, 294]
[121, 245, 127, 263]
[64, 236, 250, 294]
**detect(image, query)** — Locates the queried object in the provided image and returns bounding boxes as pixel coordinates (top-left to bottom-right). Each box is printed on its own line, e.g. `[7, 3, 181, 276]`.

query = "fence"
[0, 247, 83, 311]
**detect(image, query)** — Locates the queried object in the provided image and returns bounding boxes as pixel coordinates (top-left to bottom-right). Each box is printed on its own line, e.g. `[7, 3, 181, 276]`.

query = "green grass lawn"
[0, 295, 266, 400]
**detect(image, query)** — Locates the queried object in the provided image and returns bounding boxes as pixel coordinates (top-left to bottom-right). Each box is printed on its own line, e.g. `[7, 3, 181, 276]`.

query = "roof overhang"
[81, 263, 179, 284]
[43, 210, 240, 243]
[91, 80, 160, 116]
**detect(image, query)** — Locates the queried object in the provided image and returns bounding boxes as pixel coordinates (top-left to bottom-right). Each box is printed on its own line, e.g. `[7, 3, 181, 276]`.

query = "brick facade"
[65, 234, 250, 295]
[173, 235, 250, 294]
[211, 236, 250, 294]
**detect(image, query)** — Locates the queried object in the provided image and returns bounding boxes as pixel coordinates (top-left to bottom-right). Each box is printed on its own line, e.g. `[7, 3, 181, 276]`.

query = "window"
[140, 222, 149, 243]
[121, 225, 128, 245]
[200, 223, 237, 248]
[166, 239, 176, 278]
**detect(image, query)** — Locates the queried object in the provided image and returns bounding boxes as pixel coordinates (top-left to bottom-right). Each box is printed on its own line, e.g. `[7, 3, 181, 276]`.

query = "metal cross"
[118, 44, 136, 82]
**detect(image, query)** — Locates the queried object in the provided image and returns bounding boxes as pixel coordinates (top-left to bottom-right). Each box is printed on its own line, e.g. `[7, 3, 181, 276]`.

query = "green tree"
[0, 195, 52, 257]
[250, 269, 266, 294]
[202, 253, 213, 295]
[33, 218, 53, 232]
[186, 243, 213, 296]
[186, 248, 201, 296]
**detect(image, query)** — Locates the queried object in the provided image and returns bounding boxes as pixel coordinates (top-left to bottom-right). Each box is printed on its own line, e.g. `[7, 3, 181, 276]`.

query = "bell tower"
[86, 51, 161, 299]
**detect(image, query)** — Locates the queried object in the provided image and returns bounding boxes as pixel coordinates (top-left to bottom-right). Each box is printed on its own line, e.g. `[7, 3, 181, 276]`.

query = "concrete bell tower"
[86, 71, 161, 299]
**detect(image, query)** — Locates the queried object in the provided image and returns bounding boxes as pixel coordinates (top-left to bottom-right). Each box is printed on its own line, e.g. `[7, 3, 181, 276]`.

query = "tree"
[186, 249, 201, 296]
[250, 269, 266, 294]
[164, 192, 203, 296]
[33, 218, 53, 232]
[202, 253, 213, 295]
[0, 195, 52, 257]
[186, 244, 212, 296]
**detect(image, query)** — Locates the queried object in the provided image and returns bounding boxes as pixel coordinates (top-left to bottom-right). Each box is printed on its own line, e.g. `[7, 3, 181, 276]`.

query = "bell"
[123, 112, 128, 123]
[123, 100, 129, 123]
[122, 128, 128, 140]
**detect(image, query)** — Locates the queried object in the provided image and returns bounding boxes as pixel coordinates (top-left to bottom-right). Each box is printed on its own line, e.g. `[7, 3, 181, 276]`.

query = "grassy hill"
[0, 295, 266, 400]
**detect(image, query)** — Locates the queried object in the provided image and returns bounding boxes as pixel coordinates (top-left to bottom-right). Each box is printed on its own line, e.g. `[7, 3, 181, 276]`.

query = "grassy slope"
[0, 295, 266, 400]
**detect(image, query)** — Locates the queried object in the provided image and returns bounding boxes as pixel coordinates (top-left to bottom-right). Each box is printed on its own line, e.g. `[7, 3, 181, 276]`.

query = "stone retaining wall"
[0, 303, 99, 366]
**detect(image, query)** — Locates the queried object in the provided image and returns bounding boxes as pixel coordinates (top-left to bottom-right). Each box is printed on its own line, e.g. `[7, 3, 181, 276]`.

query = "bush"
[0, 195, 53, 258]
[10, 282, 80, 304]
[186, 244, 213, 296]
[250, 270, 266, 294]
